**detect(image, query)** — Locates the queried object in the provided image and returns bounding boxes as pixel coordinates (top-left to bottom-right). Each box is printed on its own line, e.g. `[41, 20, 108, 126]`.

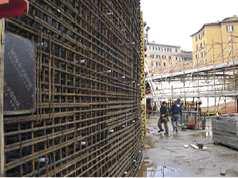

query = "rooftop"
[191, 15, 238, 37]
[148, 42, 180, 49]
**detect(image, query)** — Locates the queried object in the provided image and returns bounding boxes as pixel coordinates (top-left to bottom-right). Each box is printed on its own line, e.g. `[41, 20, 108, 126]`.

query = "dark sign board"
[4, 32, 35, 115]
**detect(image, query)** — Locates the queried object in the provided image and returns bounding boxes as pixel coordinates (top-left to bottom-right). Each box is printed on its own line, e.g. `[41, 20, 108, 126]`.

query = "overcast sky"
[141, 0, 238, 50]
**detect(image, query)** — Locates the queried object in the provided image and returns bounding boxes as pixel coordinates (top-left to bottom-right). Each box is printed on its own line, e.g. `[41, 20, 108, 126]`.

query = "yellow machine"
[140, 13, 146, 142]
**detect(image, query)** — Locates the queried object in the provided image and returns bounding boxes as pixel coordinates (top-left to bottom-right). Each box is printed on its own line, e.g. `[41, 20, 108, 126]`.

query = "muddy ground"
[139, 117, 238, 177]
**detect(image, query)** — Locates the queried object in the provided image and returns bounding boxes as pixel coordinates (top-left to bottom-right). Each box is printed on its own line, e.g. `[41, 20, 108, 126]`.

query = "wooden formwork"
[3, 0, 143, 176]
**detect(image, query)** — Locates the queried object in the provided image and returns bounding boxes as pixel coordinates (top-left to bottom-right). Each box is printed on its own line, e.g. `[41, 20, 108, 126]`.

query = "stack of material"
[212, 115, 238, 149]
[182, 111, 201, 129]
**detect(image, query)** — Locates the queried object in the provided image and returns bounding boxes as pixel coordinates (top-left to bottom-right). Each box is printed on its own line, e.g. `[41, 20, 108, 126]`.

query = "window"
[227, 25, 234, 32]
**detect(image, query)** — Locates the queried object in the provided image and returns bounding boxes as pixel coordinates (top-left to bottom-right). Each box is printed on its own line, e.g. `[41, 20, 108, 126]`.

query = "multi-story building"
[191, 15, 238, 66]
[145, 42, 192, 74]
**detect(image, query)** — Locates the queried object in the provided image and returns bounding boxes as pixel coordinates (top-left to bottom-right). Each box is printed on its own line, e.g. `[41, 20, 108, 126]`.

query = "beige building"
[145, 42, 192, 74]
[191, 16, 238, 67]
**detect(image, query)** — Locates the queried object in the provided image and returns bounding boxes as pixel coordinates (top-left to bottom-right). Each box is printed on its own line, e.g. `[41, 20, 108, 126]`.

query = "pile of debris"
[184, 144, 208, 151]
[212, 114, 238, 150]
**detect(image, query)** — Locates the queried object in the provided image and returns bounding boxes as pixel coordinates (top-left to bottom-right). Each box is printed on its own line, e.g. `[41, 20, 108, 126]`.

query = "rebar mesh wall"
[3, 0, 143, 176]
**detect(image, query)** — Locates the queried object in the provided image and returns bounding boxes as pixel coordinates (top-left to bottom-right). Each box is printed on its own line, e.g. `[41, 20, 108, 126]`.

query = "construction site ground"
[139, 116, 238, 177]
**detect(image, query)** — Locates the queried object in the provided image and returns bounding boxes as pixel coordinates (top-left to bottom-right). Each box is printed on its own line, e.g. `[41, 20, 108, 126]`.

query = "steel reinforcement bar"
[3, 0, 143, 176]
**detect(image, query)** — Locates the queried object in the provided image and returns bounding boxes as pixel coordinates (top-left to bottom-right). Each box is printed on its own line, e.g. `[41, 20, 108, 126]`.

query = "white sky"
[141, 0, 238, 50]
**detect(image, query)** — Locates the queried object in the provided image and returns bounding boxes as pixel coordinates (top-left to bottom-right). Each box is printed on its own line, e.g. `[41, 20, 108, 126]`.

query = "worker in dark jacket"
[158, 101, 169, 135]
[170, 99, 182, 133]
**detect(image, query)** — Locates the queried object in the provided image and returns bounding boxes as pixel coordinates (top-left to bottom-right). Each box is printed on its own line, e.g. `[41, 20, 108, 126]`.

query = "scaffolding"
[3, 0, 143, 176]
[148, 60, 238, 114]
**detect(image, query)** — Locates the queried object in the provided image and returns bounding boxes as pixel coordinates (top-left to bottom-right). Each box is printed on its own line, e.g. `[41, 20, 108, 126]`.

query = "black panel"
[4, 32, 35, 115]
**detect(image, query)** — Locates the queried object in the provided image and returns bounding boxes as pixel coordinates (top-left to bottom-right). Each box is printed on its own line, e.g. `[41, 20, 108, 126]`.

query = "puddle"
[139, 161, 186, 177]
[147, 165, 182, 177]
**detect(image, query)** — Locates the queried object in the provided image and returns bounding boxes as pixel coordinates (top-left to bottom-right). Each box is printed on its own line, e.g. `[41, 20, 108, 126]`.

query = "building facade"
[145, 42, 192, 74]
[191, 16, 238, 67]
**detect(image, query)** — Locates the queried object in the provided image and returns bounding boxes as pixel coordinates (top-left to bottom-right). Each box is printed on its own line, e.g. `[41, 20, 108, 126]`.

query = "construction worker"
[158, 101, 169, 135]
[170, 98, 182, 133]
